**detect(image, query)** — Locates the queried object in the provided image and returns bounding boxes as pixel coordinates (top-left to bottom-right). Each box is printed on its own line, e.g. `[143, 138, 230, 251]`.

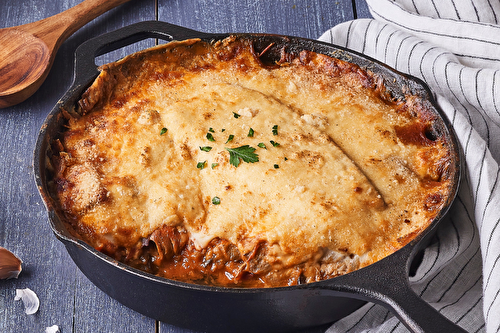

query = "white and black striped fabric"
[319, 0, 500, 332]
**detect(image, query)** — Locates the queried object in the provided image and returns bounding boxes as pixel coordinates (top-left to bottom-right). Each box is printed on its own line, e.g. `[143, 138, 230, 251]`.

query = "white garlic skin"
[14, 288, 40, 315]
[45, 325, 60, 333]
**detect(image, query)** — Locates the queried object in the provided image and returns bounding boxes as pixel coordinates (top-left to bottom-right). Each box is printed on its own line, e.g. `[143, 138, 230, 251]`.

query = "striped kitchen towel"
[319, 0, 500, 332]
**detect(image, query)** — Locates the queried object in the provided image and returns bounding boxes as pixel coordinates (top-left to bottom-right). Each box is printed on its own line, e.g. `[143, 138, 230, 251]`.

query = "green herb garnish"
[200, 146, 212, 152]
[160, 128, 168, 135]
[257, 142, 267, 149]
[206, 133, 215, 142]
[248, 128, 254, 137]
[197, 161, 207, 170]
[211, 163, 219, 169]
[226, 134, 234, 143]
[212, 196, 221, 205]
[270, 140, 280, 147]
[233, 112, 241, 118]
[225, 145, 259, 167]
[209, 128, 215, 133]
[272, 125, 278, 135]
[274, 164, 279, 169]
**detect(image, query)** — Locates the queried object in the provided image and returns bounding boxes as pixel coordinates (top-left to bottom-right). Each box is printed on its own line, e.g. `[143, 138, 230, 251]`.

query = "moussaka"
[48, 36, 455, 287]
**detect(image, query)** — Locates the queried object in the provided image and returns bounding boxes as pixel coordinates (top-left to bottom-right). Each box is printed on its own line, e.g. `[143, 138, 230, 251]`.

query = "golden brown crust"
[49, 36, 455, 287]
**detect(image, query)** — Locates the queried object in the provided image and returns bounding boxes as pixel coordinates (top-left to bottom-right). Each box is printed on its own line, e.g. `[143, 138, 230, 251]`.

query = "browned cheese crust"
[49, 36, 455, 287]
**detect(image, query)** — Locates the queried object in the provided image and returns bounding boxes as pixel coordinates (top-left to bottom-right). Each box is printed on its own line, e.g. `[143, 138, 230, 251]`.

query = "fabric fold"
[319, 0, 500, 332]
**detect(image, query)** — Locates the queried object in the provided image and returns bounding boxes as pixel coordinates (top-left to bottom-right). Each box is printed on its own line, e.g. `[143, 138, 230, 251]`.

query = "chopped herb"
[272, 125, 278, 135]
[200, 146, 212, 152]
[197, 161, 207, 170]
[225, 145, 259, 167]
[226, 134, 234, 143]
[270, 140, 280, 147]
[211, 163, 219, 169]
[274, 164, 279, 169]
[248, 128, 255, 137]
[257, 142, 267, 149]
[206, 133, 215, 142]
[221, 128, 226, 132]
[233, 112, 241, 118]
[209, 127, 215, 133]
[212, 196, 221, 205]
[160, 128, 168, 135]
[284, 157, 288, 161]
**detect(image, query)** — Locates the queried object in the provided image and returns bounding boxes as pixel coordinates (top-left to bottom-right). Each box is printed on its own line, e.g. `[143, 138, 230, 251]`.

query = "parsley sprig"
[197, 161, 207, 170]
[206, 132, 215, 141]
[272, 125, 279, 135]
[225, 145, 259, 167]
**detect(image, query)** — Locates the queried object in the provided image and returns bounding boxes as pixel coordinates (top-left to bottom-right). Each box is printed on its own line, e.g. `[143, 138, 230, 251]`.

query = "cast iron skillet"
[34, 21, 464, 333]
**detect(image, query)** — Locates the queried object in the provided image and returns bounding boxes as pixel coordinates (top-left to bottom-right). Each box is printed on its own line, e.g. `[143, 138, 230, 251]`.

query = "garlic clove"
[0, 246, 22, 279]
[45, 325, 60, 333]
[14, 288, 40, 315]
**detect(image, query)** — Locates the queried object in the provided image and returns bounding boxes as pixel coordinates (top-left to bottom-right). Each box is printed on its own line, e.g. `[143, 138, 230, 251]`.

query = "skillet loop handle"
[318, 246, 468, 333]
[73, 21, 212, 86]
[371, 272, 469, 333]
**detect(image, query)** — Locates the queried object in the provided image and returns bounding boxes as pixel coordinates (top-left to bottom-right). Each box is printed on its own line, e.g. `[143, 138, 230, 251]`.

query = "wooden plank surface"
[355, 0, 373, 19]
[0, 1, 367, 332]
[158, 0, 354, 39]
[0, 1, 157, 333]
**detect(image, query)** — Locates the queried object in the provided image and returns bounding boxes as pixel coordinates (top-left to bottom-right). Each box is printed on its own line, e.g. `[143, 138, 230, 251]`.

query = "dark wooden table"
[0, 1, 370, 332]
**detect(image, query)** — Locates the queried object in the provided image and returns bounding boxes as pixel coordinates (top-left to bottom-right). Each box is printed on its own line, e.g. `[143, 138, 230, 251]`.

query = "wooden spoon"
[0, 0, 132, 109]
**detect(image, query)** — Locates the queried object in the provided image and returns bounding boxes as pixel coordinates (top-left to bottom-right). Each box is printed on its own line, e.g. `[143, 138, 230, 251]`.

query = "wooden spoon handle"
[26, 0, 133, 49]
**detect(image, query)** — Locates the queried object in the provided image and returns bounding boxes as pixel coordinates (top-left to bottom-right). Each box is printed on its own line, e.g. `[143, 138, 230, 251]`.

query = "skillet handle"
[73, 21, 217, 87]
[317, 245, 468, 333]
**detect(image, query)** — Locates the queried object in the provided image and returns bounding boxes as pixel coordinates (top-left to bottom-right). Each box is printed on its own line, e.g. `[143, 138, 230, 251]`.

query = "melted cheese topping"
[50, 36, 455, 287]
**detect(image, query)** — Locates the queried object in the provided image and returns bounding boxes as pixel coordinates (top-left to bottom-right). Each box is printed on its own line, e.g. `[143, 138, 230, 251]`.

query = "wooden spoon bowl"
[0, 29, 50, 100]
[0, 0, 132, 109]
